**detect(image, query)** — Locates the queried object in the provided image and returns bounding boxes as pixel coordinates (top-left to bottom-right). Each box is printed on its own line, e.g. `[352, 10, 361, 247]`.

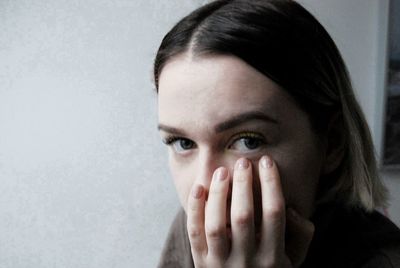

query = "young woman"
[154, 0, 400, 267]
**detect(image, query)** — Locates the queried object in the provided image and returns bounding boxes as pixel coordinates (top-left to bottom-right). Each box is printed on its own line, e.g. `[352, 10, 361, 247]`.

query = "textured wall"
[0, 1, 203, 267]
[0, 1, 398, 268]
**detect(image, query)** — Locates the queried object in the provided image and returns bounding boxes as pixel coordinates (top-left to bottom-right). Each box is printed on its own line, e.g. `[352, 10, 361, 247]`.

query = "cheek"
[272, 146, 322, 218]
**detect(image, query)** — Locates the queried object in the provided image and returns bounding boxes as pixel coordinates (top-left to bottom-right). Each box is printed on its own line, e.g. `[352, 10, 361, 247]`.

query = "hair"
[153, 0, 387, 211]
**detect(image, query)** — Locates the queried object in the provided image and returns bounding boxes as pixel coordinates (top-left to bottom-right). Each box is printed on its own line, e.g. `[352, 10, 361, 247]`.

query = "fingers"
[187, 167, 231, 265]
[285, 208, 315, 267]
[205, 167, 230, 259]
[187, 155, 294, 267]
[257, 155, 286, 260]
[188, 158, 258, 266]
[187, 183, 207, 263]
[230, 158, 255, 257]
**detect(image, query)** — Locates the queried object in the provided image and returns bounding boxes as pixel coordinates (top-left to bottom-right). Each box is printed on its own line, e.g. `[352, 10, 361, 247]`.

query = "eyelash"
[163, 136, 189, 146]
[162, 132, 266, 150]
[230, 132, 265, 144]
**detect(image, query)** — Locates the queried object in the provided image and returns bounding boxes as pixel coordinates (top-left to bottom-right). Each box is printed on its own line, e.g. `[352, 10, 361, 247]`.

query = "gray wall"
[390, 0, 400, 60]
[0, 0, 398, 267]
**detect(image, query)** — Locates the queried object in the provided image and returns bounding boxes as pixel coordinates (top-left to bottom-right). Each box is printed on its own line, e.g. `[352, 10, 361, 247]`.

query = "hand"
[186, 155, 315, 268]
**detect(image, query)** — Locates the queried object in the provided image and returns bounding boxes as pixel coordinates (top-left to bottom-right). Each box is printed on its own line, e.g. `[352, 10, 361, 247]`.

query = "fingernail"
[261, 155, 273, 168]
[236, 158, 249, 170]
[214, 167, 228, 181]
[191, 184, 204, 199]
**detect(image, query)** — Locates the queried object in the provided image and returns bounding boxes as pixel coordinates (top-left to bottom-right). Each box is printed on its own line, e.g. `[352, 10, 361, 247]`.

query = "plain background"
[0, 0, 399, 267]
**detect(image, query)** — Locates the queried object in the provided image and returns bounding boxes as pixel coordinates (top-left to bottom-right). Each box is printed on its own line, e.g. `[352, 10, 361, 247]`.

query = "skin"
[158, 54, 324, 267]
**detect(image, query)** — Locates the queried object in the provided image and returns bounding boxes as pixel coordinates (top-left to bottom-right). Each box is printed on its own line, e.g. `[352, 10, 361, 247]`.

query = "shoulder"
[361, 247, 400, 268]
[302, 203, 400, 267]
[158, 209, 194, 268]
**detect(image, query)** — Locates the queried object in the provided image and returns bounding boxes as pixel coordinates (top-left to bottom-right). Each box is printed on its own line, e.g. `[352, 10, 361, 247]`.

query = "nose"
[195, 149, 228, 188]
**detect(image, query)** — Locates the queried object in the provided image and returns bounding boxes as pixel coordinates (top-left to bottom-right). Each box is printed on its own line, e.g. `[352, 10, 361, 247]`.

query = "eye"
[229, 132, 266, 152]
[163, 136, 196, 153]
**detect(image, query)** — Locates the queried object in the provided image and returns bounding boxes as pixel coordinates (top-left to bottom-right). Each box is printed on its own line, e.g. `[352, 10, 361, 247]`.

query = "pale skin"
[158, 54, 335, 267]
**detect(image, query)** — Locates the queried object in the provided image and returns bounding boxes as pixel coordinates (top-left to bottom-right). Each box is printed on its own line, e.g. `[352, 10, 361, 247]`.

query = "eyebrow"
[157, 124, 187, 136]
[214, 111, 278, 133]
[158, 110, 278, 135]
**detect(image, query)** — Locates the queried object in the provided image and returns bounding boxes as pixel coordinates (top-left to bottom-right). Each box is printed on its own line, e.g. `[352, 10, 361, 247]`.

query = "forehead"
[157, 55, 295, 131]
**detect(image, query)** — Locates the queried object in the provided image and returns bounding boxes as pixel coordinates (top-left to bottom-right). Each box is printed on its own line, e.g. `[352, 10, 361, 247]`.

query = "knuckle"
[233, 176, 245, 183]
[233, 172, 250, 183]
[257, 260, 276, 268]
[254, 253, 280, 268]
[188, 200, 201, 212]
[262, 204, 284, 221]
[260, 169, 276, 182]
[205, 223, 225, 239]
[187, 224, 203, 239]
[226, 258, 248, 268]
[232, 209, 253, 227]
[208, 186, 222, 196]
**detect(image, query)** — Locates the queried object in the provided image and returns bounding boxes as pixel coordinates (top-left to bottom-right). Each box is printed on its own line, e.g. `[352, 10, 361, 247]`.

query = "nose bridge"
[196, 148, 221, 187]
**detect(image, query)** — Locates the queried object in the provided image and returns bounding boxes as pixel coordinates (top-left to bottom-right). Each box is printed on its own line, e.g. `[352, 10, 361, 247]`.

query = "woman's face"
[158, 54, 325, 220]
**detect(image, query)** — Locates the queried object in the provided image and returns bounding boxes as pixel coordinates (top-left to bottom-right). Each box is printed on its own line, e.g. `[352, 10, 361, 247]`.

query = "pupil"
[244, 138, 259, 149]
[180, 139, 193, 149]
